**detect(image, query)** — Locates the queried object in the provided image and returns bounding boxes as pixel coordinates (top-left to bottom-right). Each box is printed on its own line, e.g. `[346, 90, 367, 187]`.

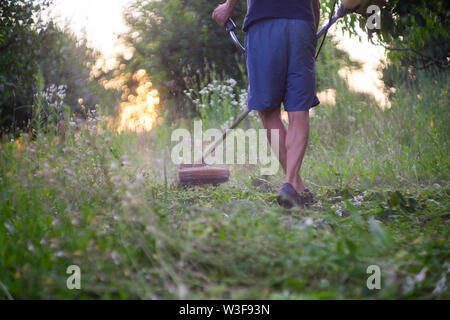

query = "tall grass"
[0, 41, 448, 299]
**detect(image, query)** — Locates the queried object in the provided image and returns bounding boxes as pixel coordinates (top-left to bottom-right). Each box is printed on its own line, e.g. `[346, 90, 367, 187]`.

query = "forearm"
[312, 0, 320, 31]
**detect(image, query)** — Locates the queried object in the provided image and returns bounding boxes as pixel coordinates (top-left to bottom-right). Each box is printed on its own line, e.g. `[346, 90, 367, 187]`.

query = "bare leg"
[285, 110, 310, 193]
[258, 109, 303, 190]
[258, 108, 287, 172]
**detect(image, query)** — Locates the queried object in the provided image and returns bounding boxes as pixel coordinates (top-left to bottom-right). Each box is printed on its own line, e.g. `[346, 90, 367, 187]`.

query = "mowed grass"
[0, 68, 449, 299]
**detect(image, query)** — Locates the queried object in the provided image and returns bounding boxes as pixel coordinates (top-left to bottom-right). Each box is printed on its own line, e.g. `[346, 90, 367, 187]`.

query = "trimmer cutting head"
[179, 164, 230, 186]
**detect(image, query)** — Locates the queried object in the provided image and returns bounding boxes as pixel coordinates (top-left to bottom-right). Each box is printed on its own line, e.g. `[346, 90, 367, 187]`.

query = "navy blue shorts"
[245, 18, 320, 112]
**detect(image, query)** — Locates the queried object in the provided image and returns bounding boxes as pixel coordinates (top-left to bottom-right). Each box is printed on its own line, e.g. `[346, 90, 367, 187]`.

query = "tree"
[36, 23, 119, 117]
[324, 0, 449, 70]
[0, 0, 51, 131]
[0, 1, 119, 133]
[118, 0, 247, 113]
[379, 0, 448, 70]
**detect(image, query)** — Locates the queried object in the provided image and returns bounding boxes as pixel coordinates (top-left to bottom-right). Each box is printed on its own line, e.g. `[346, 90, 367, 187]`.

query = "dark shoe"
[277, 183, 315, 209]
[277, 183, 299, 209]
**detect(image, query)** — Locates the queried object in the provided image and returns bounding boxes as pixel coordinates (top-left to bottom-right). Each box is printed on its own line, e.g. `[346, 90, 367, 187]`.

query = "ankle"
[285, 177, 305, 194]
[294, 184, 306, 194]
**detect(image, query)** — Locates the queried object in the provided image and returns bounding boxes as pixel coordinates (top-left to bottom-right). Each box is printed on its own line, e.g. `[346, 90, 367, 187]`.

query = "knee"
[258, 109, 281, 124]
[287, 110, 310, 125]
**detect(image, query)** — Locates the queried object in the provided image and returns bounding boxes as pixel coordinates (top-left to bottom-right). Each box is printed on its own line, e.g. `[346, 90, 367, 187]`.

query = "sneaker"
[277, 183, 299, 209]
[277, 183, 315, 209]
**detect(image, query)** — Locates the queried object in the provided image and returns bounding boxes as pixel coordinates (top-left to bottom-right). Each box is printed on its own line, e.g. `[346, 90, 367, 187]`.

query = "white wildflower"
[304, 217, 314, 226]
[54, 251, 67, 258]
[432, 262, 449, 296]
[4, 223, 14, 233]
[111, 252, 121, 265]
[226, 78, 237, 87]
[331, 201, 345, 217]
[351, 195, 364, 207]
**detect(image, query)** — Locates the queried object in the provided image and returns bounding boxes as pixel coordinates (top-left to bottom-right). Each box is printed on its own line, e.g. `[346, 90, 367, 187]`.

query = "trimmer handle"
[225, 18, 245, 52]
[226, 19, 237, 33]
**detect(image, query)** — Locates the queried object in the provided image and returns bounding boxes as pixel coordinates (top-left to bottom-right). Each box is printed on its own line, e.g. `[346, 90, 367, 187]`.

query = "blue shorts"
[245, 18, 320, 112]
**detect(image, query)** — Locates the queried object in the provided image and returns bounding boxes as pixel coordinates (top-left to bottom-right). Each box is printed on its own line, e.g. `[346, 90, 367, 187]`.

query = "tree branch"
[382, 44, 449, 69]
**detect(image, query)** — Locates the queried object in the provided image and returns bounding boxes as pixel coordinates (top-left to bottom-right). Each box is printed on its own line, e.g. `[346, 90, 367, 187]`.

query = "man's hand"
[212, 3, 233, 27]
[212, 1, 238, 27]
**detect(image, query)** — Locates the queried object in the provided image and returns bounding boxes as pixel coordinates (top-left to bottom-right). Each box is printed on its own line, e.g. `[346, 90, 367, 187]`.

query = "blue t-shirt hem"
[243, 0, 315, 32]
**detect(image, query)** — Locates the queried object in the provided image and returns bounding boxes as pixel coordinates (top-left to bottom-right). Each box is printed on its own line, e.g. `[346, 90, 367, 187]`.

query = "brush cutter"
[179, 0, 381, 186]
[178, 19, 249, 186]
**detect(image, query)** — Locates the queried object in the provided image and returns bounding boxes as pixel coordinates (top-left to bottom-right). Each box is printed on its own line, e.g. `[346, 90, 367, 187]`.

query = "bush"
[36, 23, 119, 118]
[0, 0, 51, 131]
[0, 1, 119, 134]
[117, 0, 247, 115]
[326, 0, 449, 70]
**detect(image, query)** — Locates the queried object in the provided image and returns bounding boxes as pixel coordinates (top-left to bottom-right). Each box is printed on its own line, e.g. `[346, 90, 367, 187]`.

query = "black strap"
[315, 0, 338, 60]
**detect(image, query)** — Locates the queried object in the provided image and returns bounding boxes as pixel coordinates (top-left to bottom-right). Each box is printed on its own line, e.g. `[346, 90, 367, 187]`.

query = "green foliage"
[379, 0, 449, 69]
[118, 0, 247, 112]
[0, 61, 448, 299]
[36, 23, 119, 116]
[0, 0, 448, 300]
[0, 1, 119, 134]
[183, 71, 257, 129]
[0, 0, 52, 131]
[328, 0, 449, 70]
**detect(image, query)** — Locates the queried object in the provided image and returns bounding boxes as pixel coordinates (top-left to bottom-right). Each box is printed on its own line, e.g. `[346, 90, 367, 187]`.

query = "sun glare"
[331, 29, 390, 109]
[116, 70, 162, 133]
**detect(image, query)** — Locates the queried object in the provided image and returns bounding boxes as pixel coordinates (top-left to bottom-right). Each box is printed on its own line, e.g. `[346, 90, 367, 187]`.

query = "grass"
[0, 52, 449, 299]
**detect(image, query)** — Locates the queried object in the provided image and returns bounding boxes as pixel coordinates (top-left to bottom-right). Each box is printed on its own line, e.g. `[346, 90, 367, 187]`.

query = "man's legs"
[258, 109, 309, 193]
[285, 110, 310, 193]
[258, 108, 287, 171]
